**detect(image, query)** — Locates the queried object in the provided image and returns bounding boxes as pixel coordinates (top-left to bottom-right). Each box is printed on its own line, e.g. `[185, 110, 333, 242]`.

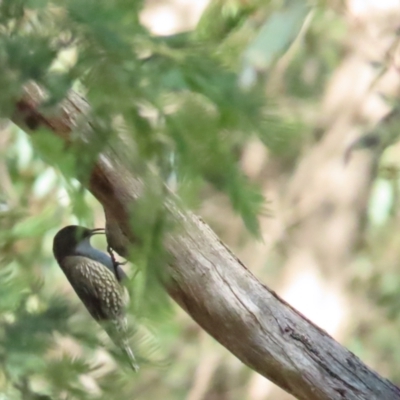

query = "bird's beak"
[90, 228, 106, 236]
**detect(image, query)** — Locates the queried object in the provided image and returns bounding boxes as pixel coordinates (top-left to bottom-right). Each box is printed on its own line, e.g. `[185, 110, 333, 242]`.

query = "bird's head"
[53, 225, 105, 263]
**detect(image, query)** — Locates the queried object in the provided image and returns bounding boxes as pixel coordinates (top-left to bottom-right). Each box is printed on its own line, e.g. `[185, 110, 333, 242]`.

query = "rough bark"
[233, 5, 400, 399]
[11, 83, 400, 400]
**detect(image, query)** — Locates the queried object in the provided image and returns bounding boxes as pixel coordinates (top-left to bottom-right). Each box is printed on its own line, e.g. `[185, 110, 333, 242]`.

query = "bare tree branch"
[11, 83, 400, 400]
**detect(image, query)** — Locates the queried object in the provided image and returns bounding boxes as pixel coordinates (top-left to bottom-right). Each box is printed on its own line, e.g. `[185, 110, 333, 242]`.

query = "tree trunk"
[12, 83, 400, 400]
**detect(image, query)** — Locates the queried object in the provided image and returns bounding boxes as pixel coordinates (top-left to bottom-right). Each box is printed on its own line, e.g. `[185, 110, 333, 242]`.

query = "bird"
[52, 225, 139, 371]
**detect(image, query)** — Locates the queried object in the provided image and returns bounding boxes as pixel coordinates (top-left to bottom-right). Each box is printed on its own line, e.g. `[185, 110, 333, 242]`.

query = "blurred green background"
[1, 0, 400, 399]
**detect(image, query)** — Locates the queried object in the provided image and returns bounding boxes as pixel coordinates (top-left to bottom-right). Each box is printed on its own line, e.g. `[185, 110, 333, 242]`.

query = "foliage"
[5, 0, 399, 399]
[0, 0, 313, 397]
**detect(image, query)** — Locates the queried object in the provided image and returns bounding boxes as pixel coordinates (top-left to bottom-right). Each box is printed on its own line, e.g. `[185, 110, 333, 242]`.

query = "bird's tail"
[104, 319, 140, 372]
[122, 340, 139, 372]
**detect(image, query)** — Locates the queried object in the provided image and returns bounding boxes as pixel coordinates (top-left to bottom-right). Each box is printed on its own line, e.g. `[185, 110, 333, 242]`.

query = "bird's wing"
[61, 255, 126, 322]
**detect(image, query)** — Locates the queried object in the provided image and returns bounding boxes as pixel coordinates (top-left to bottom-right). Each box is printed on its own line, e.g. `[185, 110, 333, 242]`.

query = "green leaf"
[240, 0, 310, 86]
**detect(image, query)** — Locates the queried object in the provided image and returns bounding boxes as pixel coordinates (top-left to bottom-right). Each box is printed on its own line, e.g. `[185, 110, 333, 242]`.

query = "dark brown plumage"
[53, 225, 138, 371]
